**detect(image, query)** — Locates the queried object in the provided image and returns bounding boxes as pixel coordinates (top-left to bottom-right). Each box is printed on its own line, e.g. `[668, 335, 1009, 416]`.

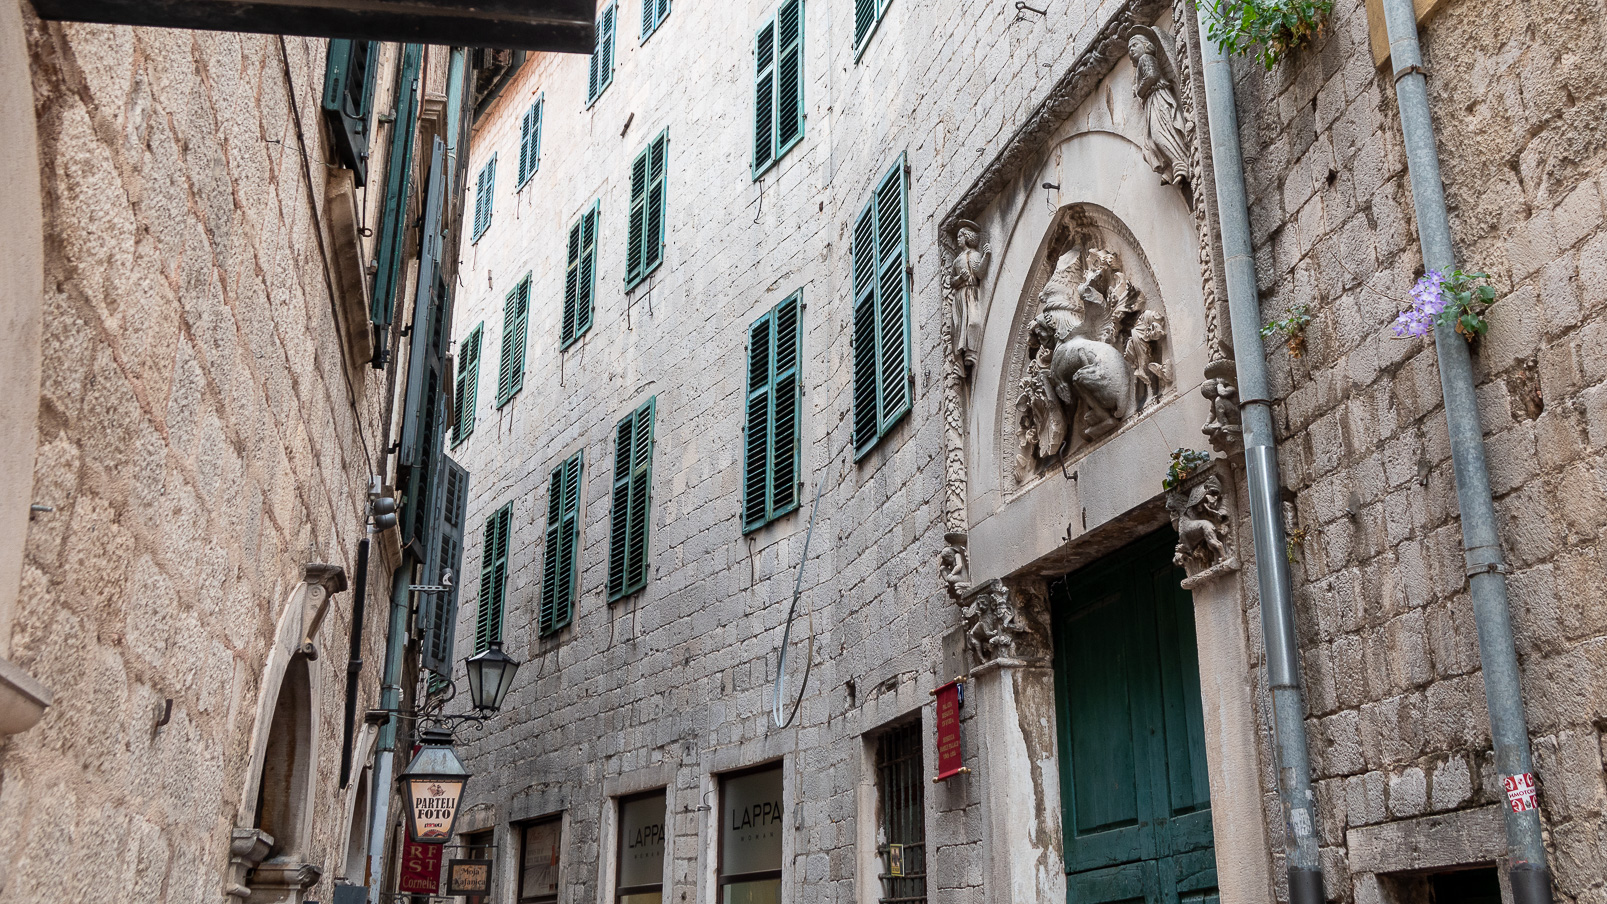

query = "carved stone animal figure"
[1167, 481, 1227, 569]
[1031, 313, 1132, 440]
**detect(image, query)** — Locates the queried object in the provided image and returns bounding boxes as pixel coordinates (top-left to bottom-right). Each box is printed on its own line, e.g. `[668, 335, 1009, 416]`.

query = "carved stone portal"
[1012, 224, 1171, 483]
[1165, 466, 1240, 588]
[960, 579, 1050, 665]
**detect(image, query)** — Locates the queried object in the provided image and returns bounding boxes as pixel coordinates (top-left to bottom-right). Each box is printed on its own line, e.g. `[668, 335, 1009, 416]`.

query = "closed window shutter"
[563, 218, 582, 347]
[753, 18, 776, 172]
[370, 44, 422, 333]
[519, 98, 543, 185]
[775, 0, 803, 151]
[851, 159, 909, 457]
[473, 156, 496, 240]
[400, 137, 448, 467]
[540, 451, 583, 635]
[562, 203, 599, 348]
[742, 312, 773, 530]
[321, 39, 378, 182]
[453, 325, 481, 445]
[770, 293, 802, 516]
[641, 0, 669, 39]
[497, 276, 530, 406]
[476, 502, 512, 653]
[646, 132, 667, 274]
[742, 292, 803, 532]
[588, 3, 617, 104]
[854, 0, 876, 46]
[627, 148, 648, 286]
[422, 455, 470, 675]
[607, 399, 655, 600]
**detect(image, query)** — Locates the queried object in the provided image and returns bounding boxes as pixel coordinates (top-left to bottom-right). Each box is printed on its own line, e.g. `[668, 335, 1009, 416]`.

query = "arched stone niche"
[964, 112, 1210, 583]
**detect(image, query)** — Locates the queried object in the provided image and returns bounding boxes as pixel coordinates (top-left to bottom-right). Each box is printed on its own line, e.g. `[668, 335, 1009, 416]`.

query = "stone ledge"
[1346, 804, 1505, 875]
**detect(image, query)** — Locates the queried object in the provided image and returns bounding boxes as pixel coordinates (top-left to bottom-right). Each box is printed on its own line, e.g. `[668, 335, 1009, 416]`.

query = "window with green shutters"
[626, 130, 668, 291]
[453, 323, 482, 447]
[369, 44, 422, 338]
[563, 201, 600, 349]
[640, 0, 670, 42]
[472, 155, 496, 241]
[476, 501, 512, 653]
[851, 156, 911, 458]
[753, 0, 804, 178]
[587, 3, 617, 106]
[321, 39, 379, 182]
[743, 292, 803, 532]
[607, 399, 656, 601]
[540, 451, 583, 635]
[854, 0, 890, 56]
[496, 275, 531, 407]
[518, 96, 543, 187]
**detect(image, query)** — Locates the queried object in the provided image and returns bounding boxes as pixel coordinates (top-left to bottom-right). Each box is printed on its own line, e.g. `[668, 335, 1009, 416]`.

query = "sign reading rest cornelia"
[934, 679, 965, 781]
[398, 841, 443, 894]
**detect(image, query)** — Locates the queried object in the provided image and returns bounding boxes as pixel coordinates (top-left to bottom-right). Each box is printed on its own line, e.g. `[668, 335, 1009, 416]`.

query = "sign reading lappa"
[933, 678, 966, 781]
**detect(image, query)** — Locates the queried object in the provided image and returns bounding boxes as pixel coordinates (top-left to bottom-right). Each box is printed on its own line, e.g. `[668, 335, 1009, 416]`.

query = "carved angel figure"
[1128, 31, 1191, 187]
[946, 220, 992, 371]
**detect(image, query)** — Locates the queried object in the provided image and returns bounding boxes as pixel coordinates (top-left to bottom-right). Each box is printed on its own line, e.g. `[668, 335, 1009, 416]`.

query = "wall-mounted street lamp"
[464, 640, 519, 713]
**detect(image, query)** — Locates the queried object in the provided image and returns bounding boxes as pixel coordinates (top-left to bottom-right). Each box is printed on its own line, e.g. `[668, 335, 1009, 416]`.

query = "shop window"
[720, 765, 784, 904]
[617, 791, 667, 904]
[874, 720, 926, 904]
[518, 817, 563, 904]
[461, 830, 495, 904]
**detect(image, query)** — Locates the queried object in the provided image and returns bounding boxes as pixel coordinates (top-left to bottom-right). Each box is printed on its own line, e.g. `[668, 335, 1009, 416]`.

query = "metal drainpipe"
[1195, 13, 1325, 904]
[366, 562, 415, 904]
[1379, 1, 1552, 900]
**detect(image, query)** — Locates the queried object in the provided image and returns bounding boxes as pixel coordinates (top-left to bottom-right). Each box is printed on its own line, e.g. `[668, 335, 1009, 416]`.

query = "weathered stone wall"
[1232, 0, 1607, 899]
[451, 1, 1607, 903]
[0, 17, 430, 904]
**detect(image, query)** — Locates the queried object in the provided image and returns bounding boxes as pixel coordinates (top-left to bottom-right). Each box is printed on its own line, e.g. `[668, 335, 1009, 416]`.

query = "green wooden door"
[1052, 529, 1217, 904]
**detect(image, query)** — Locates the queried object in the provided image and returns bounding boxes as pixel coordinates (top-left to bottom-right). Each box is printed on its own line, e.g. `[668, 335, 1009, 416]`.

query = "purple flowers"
[1392, 268, 1497, 342]
[1392, 270, 1448, 338]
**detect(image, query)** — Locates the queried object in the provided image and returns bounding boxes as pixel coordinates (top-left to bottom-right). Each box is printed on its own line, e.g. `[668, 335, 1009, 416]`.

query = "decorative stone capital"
[250, 858, 324, 892]
[959, 579, 1050, 666]
[225, 828, 273, 899]
[300, 562, 348, 596]
[1165, 464, 1240, 589]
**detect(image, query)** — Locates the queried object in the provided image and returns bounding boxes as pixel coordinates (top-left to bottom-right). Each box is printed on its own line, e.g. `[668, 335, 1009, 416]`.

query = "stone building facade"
[0, 6, 477, 903]
[447, 1, 1606, 904]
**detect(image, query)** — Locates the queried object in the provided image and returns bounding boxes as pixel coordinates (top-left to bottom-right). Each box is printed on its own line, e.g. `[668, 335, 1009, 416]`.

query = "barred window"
[875, 721, 926, 904]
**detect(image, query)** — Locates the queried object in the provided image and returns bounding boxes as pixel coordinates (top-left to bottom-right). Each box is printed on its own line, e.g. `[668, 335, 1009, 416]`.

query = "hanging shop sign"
[446, 859, 494, 896]
[25, 0, 596, 52]
[932, 677, 969, 782]
[398, 841, 443, 894]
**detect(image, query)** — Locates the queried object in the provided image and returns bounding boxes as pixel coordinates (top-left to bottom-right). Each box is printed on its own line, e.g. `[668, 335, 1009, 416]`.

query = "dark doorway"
[1051, 529, 1217, 904]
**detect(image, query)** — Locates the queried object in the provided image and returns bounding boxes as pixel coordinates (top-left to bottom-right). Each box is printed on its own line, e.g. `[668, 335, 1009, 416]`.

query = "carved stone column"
[961, 579, 1065, 904]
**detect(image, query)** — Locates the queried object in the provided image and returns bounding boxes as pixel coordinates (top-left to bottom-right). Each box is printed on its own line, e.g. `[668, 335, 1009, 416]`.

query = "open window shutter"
[400, 138, 448, 467]
[497, 277, 529, 405]
[645, 132, 667, 274]
[753, 18, 776, 172]
[742, 313, 773, 531]
[607, 413, 635, 599]
[626, 400, 655, 594]
[529, 98, 543, 178]
[422, 455, 469, 675]
[321, 39, 378, 182]
[454, 326, 481, 443]
[579, 204, 598, 335]
[541, 452, 582, 635]
[775, 0, 803, 152]
[627, 148, 648, 286]
[477, 503, 511, 653]
[370, 44, 422, 334]
[563, 219, 582, 347]
[874, 163, 910, 432]
[770, 293, 802, 516]
[518, 103, 536, 184]
[851, 198, 880, 453]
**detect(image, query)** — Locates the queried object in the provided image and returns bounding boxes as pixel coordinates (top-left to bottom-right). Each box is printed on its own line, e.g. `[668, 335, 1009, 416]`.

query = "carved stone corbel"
[940, 532, 971, 600]
[1200, 358, 1244, 456]
[1165, 464, 1240, 589]
[959, 579, 1050, 666]
[225, 828, 273, 899]
[297, 562, 348, 658]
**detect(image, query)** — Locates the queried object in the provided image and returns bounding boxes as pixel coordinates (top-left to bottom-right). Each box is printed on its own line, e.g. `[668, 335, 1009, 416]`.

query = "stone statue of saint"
[1128, 32, 1191, 187]
[946, 220, 991, 371]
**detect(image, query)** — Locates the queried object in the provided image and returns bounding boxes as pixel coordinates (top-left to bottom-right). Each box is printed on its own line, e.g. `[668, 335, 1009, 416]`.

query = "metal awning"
[28, 0, 597, 53]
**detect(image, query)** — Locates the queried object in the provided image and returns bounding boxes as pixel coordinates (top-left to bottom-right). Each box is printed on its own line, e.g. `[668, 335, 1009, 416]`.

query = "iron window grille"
[875, 720, 927, 904]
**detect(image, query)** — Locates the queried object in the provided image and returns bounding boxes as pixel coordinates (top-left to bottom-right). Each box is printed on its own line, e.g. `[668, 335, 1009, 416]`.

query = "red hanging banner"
[399, 840, 444, 894]
[932, 677, 967, 782]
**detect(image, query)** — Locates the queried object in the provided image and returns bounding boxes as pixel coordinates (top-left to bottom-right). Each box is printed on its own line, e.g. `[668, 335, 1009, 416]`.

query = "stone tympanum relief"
[1127, 26, 1192, 190]
[1010, 215, 1172, 484]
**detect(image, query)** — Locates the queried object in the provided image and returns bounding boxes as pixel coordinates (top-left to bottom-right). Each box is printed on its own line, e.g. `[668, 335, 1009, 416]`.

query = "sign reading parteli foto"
[933, 679, 965, 781]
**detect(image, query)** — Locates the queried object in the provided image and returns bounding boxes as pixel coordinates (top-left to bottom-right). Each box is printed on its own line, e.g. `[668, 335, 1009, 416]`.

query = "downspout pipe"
[1195, 14, 1325, 904]
[366, 561, 415, 904]
[1379, 2, 1552, 900]
[339, 536, 372, 788]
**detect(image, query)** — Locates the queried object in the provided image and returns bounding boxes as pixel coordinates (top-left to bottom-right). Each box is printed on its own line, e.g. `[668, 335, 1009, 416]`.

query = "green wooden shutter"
[743, 292, 803, 532]
[627, 147, 648, 287]
[476, 502, 512, 653]
[472, 155, 496, 240]
[753, 17, 776, 173]
[321, 39, 378, 182]
[370, 44, 422, 335]
[587, 3, 617, 105]
[607, 399, 655, 600]
[496, 275, 531, 407]
[400, 137, 448, 468]
[775, 0, 804, 152]
[453, 324, 482, 445]
[540, 451, 583, 635]
[422, 455, 469, 675]
[564, 202, 599, 348]
[628, 131, 668, 289]
[852, 157, 910, 457]
[518, 97, 543, 185]
[641, 0, 669, 40]
[854, 0, 876, 47]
